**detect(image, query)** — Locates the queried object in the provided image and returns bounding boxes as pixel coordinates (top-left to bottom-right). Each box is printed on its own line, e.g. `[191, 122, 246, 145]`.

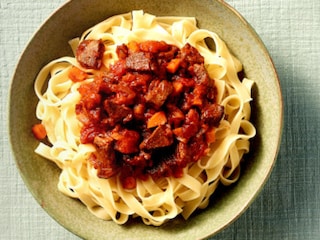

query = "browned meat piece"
[103, 100, 132, 124]
[180, 43, 204, 66]
[190, 63, 210, 85]
[94, 134, 114, 149]
[126, 52, 152, 71]
[90, 134, 118, 178]
[123, 151, 152, 167]
[158, 45, 179, 60]
[109, 84, 136, 105]
[201, 103, 225, 126]
[140, 125, 173, 150]
[116, 44, 128, 59]
[188, 135, 208, 162]
[175, 141, 191, 164]
[145, 80, 173, 108]
[76, 39, 105, 69]
[147, 144, 186, 178]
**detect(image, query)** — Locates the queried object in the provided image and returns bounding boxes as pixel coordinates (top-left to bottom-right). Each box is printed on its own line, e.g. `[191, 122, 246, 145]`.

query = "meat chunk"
[76, 39, 105, 69]
[109, 84, 136, 105]
[145, 80, 173, 108]
[90, 134, 118, 178]
[126, 52, 152, 71]
[116, 44, 128, 59]
[190, 63, 210, 85]
[123, 151, 152, 167]
[201, 103, 225, 126]
[94, 134, 114, 149]
[180, 43, 204, 66]
[140, 125, 173, 150]
[103, 100, 132, 124]
[175, 141, 191, 164]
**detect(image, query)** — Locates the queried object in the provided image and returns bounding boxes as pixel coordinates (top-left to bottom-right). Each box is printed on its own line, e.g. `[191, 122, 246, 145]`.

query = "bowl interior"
[9, 0, 282, 239]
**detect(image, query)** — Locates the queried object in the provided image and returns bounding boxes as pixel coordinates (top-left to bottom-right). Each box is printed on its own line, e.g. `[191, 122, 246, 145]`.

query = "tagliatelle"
[34, 10, 256, 226]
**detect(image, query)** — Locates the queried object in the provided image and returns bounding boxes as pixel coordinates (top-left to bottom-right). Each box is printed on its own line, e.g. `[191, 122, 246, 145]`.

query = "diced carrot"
[205, 127, 216, 144]
[172, 127, 188, 143]
[172, 127, 183, 138]
[172, 81, 184, 95]
[68, 66, 88, 82]
[127, 41, 140, 53]
[147, 111, 167, 128]
[133, 103, 145, 119]
[139, 40, 169, 53]
[192, 96, 203, 106]
[122, 176, 136, 189]
[166, 58, 181, 73]
[32, 123, 47, 140]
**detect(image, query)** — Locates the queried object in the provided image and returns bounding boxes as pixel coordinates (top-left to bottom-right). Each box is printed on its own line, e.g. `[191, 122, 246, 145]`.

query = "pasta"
[33, 10, 256, 226]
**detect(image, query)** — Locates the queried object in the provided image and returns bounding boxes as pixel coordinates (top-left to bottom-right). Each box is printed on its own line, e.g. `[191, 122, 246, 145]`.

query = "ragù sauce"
[73, 40, 224, 189]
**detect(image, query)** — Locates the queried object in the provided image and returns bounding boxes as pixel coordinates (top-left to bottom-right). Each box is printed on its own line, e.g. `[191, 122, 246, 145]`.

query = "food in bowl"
[32, 10, 256, 226]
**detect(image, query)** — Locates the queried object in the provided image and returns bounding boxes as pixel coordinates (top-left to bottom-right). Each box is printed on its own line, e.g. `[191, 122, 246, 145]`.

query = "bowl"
[9, 0, 282, 239]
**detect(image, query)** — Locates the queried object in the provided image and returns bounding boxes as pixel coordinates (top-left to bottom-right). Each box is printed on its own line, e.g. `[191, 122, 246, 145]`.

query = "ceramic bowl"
[9, 0, 282, 239]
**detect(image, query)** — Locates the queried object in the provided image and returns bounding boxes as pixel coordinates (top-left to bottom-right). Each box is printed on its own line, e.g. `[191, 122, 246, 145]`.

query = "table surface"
[1, 0, 320, 239]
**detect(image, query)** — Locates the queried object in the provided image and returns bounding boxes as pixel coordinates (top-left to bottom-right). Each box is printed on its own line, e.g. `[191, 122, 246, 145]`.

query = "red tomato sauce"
[74, 40, 224, 189]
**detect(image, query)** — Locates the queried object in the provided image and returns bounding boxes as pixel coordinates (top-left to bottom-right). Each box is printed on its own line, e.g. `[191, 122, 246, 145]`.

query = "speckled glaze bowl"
[9, 0, 282, 239]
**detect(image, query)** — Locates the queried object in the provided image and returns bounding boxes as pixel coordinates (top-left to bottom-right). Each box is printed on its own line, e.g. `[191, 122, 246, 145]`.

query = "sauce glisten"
[74, 40, 224, 189]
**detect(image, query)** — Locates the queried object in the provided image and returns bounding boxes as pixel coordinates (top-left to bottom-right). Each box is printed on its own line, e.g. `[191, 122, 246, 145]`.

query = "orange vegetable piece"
[127, 41, 140, 53]
[147, 111, 167, 128]
[122, 176, 136, 189]
[68, 66, 88, 82]
[166, 58, 181, 73]
[172, 127, 183, 138]
[172, 81, 184, 95]
[133, 103, 145, 119]
[32, 123, 47, 140]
